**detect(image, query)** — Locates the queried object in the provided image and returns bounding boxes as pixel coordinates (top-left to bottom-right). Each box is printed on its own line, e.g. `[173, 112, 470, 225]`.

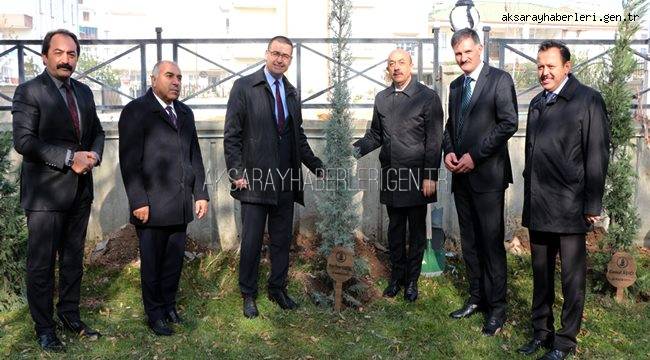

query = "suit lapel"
[451, 78, 463, 137]
[528, 93, 546, 141]
[41, 72, 78, 139]
[175, 101, 188, 133]
[72, 79, 89, 139]
[285, 79, 298, 121]
[464, 64, 489, 118]
[146, 89, 178, 130]
[252, 67, 279, 131]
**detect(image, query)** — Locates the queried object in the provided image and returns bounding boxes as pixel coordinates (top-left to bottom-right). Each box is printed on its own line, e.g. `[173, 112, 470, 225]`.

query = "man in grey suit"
[12, 29, 104, 352]
[442, 28, 518, 336]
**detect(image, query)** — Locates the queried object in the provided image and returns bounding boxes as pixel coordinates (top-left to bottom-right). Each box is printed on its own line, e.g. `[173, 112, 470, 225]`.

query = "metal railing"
[1, 27, 649, 111]
[0, 28, 439, 111]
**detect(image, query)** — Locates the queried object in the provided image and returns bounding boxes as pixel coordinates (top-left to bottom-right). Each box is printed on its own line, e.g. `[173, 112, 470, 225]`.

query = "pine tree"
[600, 0, 647, 252]
[316, 0, 358, 255]
[596, 0, 647, 293]
[0, 131, 27, 310]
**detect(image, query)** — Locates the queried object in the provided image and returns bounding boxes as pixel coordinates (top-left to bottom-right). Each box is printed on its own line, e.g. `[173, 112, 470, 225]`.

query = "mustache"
[56, 63, 73, 71]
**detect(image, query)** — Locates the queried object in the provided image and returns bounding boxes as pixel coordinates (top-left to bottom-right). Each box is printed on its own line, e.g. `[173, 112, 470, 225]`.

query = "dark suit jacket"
[522, 74, 610, 233]
[442, 64, 518, 193]
[12, 71, 105, 211]
[223, 66, 323, 206]
[119, 88, 209, 227]
[354, 80, 443, 207]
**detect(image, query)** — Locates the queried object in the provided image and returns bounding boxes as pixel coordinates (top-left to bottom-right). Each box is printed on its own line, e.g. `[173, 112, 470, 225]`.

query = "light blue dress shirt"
[264, 66, 289, 122]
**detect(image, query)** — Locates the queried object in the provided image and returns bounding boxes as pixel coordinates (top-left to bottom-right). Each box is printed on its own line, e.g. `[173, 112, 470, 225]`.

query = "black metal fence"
[1, 27, 648, 111]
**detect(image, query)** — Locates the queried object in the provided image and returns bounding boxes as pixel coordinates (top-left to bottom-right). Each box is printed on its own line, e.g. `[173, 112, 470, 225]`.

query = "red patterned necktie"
[62, 82, 80, 138]
[274, 79, 285, 130]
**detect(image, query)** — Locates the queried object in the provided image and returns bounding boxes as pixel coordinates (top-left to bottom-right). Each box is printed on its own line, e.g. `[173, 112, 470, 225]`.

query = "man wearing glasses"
[224, 36, 323, 318]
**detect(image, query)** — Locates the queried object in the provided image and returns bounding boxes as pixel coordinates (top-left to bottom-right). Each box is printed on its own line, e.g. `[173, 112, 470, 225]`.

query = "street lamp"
[449, 0, 480, 32]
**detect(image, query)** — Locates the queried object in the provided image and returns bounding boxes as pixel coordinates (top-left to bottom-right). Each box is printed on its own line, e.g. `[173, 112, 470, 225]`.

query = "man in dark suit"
[442, 28, 518, 336]
[12, 29, 104, 352]
[517, 41, 609, 360]
[119, 60, 209, 336]
[224, 36, 323, 318]
[354, 48, 443, 302]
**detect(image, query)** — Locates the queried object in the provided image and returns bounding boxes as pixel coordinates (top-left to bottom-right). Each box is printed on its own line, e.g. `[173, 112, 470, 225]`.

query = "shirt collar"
[548, 75, 570, 96]
[264, 66, 283, 88]
[152, 88, 175, 113]
[47, 70, 71, 89]
[465, 61, 484, 82]
[394, 77, 412, 92]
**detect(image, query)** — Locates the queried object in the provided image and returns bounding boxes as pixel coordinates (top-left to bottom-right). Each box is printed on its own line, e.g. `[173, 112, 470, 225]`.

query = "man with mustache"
[224, 36, 323, 318]
[354, 48, 443, 302]
[517, 40, 609, 360]
[12, 29, 104, 352]
[442, 28, 518, 336]
[119, 60, 209, 336]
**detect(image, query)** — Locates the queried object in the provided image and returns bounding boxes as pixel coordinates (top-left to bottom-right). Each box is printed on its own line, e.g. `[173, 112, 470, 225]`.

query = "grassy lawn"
[1, 251, 648, 359]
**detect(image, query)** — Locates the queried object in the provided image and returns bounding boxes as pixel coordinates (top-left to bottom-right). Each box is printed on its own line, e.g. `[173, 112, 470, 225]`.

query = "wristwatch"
[65, 150, 74, 167]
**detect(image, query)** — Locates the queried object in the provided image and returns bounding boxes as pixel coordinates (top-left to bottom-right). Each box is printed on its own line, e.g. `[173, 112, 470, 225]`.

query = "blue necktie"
[456, 76, 474, 146]
[545, 92, 557, 105]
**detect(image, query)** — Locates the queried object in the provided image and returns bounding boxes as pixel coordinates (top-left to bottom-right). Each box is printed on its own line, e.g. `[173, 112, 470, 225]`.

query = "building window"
[79, 26, 97, 39]
[395, 41, 416, 57]
[78, 0, 83, 3]
[83, 11, 90, 21]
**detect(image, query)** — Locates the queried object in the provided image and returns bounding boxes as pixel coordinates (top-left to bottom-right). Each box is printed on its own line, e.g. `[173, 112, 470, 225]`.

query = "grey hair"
[451, 28, 481, 48]
[151, 60, 178, 77]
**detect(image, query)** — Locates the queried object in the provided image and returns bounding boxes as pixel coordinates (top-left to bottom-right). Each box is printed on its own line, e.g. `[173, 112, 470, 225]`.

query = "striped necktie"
[455, 76, 474, 145]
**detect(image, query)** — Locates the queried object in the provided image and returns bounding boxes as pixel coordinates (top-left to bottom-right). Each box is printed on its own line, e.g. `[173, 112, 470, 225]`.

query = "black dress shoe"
[404, 281, 418, 302]
[37, 333, 65, 352]
[165, 309, 183, 324]
[58, 314, 101, 338]
[382, 281, 401, 298]
[268, 290, 299, 310]
[148, 319, 174, 336]
[518, 338, 552, 355]
[537, 349, 572, 360]
[482, 316, 505, 336]
[449, 303, 484, 319]
[243, 295, 259, 318]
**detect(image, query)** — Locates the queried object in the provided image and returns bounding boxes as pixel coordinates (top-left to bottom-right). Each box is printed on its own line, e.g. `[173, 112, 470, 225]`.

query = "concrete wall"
[2, 119, 649, 249]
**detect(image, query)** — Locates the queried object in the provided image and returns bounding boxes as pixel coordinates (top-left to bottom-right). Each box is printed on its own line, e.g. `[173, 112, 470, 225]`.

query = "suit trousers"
[136, 224, 187, 323]
[529, 231, 586, 352]
[453, 177, 507, 319]
[25, 175, 92, 336]
[239, 191, 294, 296]
[385, 204, 428, 284]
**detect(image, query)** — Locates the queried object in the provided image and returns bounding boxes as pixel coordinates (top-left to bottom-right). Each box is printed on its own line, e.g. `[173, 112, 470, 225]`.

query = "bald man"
[354, 49, 443, 302]
[119, 60, 209, 336]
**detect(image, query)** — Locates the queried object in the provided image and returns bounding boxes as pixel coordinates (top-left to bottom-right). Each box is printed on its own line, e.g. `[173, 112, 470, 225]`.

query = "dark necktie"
[62, 82, 80, 138]
[456, 76, 474, 145]
[165, 105, 177, 129]
[274, 79, 285, 130]
[545, 92, 557, 105]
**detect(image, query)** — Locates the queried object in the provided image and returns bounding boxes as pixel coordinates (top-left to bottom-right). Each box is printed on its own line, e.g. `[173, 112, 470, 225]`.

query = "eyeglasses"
[268, 50, 292, 61]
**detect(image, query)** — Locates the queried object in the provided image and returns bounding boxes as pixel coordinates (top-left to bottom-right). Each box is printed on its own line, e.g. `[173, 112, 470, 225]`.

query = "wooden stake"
[615, 287, 625, 303]
[334, 281, 343, 311]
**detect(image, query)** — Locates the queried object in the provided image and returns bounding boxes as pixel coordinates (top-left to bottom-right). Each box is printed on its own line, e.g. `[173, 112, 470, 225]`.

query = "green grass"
[1, 252, 648, 359]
